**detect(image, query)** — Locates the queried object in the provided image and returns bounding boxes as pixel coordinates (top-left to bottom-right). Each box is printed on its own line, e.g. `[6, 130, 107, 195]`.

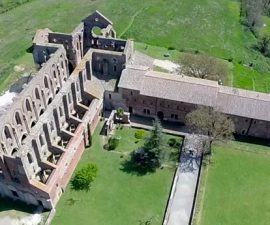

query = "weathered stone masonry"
[0, 11, 130, 209]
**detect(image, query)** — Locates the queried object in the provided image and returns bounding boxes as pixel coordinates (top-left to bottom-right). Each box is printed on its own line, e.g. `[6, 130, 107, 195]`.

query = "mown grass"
[194, 141, 270, 225]
[2, 0, 270, 93]
[52, 123, 181, 225]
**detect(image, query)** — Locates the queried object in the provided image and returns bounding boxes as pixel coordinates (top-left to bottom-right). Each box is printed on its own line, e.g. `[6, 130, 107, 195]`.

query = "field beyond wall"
[193, 141, 270, 225]
[1, 0, 270, 92]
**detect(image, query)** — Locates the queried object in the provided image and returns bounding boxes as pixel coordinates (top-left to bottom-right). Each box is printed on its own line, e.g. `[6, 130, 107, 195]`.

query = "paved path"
[163, 136, 203, 225]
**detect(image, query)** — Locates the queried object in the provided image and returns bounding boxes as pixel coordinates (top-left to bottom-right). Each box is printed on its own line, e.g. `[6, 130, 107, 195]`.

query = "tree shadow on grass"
[120, 150, 160, 176]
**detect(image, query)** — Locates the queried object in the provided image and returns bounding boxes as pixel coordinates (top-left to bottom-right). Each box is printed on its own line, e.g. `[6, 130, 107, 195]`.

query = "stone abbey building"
[1, 11, 270, 209]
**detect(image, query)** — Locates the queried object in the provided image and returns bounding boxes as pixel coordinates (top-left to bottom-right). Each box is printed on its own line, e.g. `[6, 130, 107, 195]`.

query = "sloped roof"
[216, 86, 270, 121]
[118, 65, 270, 121]
[118, 65, 150, 91]
[140, 71, 218, 106]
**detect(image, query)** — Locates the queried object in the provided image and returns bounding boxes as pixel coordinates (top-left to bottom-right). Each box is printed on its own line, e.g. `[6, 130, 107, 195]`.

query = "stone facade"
[0, 11, 129, 209]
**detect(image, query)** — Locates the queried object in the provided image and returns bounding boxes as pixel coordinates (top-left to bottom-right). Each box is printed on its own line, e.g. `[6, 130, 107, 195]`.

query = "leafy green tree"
[71, 164, 98, 191]
[130, 119, 164, 172]
[116, 107, 124, 118]
[257, 35, 270, 56]
[143, 118, 164, 157]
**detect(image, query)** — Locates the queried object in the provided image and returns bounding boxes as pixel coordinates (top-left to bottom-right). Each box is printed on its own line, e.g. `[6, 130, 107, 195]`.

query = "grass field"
[1, 0, 270, 93]
[194, 141, 270, 225]
[51, 124, 181, 225]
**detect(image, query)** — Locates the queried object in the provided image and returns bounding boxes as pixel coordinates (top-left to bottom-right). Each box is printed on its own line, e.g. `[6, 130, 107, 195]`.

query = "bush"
[135, 129, 145, 139]
[108, 136, 120, 150]
[228, 57, 233, 62]
[71, 164, 98, 191]
[168, 138, 176, 147]
[167, 138, 181, 148]
[168, 46, 176, 51]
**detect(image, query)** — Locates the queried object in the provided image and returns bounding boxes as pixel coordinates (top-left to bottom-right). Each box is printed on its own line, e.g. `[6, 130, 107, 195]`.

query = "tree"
[244, 0, 263, 31]
[71, 164, 98, 191]
[179, 54, 229, 83]
[116, 107, 124, 118]
[257, 35, 270, 56]
[144, 118, 164, 153]
[122, 119, 165, 174]
[185, 106, 235, 153]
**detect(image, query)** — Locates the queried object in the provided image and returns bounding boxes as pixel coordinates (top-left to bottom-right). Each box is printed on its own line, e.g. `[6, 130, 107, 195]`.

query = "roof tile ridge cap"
[145, 70, 218, 87]
[218, 87, 270, 102]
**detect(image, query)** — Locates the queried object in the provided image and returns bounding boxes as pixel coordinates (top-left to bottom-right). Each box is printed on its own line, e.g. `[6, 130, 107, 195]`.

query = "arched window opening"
[50, 79, 53, 89]
[21, 134, 27, 145]
[27, 153, 33, 164]
[39, 134, 45, 146]
[39, 109, 44, 116]
[59, 107, 63, 117]
[53, 70, 57, 80]
[44, 77, 49, 89]
[26, 99, 32, 112]
[31, 121, 36, 128]
[48, 98, 53, 105]
[35, 88, 40, 100]
[11, 148, 18, 157]
[61, 61, 64, 70]
[15, 112, 22, 125]
[4, 126, 12, 139]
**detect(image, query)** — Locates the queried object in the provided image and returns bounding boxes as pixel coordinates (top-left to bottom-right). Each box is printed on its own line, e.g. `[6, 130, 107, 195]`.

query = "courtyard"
[193, 141, 270, 225]
[52, 122, 182, 225]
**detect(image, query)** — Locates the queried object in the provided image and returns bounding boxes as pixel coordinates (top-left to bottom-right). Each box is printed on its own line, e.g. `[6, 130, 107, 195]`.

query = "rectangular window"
[109, 94, 112, 99]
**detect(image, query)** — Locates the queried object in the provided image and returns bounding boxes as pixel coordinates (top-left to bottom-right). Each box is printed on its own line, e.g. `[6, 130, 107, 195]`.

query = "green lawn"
[194, 141, 270, 225]
[52, 123, 181, 225]
[2, 0, 270, 93]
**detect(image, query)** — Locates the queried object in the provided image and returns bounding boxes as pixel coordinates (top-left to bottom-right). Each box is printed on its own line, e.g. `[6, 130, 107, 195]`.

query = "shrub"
[194, 50, 200, 54]
[108, 136, 120, 150]
[167, 138, 181, 148]
[168, 46, 176, 51]
[168, 138, 176, 147]
[228, 57, 233, 62]
[135, 129, 145, 139]
[71, 164, 98, 191]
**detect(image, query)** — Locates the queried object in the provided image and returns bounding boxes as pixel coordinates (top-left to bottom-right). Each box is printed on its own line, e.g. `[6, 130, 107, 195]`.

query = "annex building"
[0, 11, 269, 209]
